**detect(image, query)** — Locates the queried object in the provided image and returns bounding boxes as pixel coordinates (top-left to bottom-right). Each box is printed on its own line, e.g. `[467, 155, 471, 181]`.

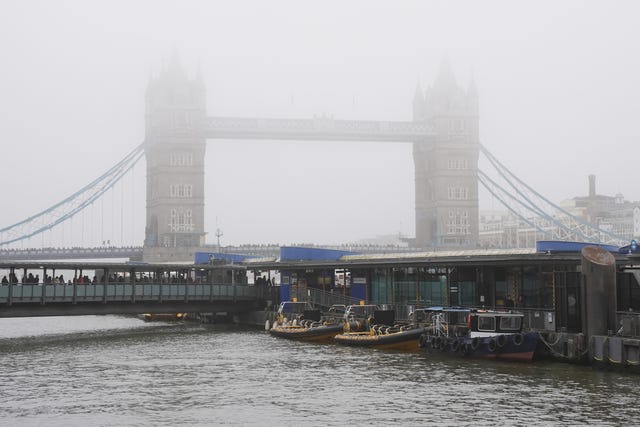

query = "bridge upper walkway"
[205, 116, 435, 142]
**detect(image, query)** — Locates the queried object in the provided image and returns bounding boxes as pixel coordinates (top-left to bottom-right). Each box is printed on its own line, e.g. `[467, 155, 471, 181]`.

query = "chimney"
[588, 174, 596, 198]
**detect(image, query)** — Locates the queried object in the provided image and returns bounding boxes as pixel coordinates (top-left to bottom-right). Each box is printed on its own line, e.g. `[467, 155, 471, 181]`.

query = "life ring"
[512, 333, 524, 346]
[487, 338, 497, 352]
[451, 339, 460, 352]
[470, 337, 480, 350]
[496, 335, 506, 348]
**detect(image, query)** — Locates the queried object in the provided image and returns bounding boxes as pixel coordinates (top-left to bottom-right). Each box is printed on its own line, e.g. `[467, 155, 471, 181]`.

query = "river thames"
[1, 316, 639, 426]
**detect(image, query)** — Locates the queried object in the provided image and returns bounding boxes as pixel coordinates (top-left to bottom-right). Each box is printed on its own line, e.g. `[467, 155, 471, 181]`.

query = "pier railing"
[0, 282, 269, 317]
[617, 311, 640, 337]
[294, 287, 362, 310]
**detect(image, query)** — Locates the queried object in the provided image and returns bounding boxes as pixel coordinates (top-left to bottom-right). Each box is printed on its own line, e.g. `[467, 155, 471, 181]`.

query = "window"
[447, 186, 469, 200]
[447, 209, 471, 235]
[170, 152, 194, 166]
[169, 184, 193, 198]
[499, 316, 522, 331]
[168, 209, 194, 232]
[447, 159, 468, 170]
[477, 316, 496, 332]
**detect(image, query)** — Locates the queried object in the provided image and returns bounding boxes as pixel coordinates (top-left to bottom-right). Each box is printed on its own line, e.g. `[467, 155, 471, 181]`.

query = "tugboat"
[333, 305, 426, 352]
[269, 301, 343, 343]
[419, 308, 539, 362]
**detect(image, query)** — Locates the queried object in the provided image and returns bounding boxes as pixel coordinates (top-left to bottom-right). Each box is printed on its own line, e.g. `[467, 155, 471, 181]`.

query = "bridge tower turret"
[413, 60, 480, 249]
[143, 54, 207, 260]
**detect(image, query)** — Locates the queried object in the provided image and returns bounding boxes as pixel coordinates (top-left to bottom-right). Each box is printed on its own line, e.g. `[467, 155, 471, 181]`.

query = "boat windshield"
[344, 305, 379, 320]
[499, 315, 522, 331]
[277, 301, 309, 315]
[477, 316, 496, 332]
[475, 312, 523, 332]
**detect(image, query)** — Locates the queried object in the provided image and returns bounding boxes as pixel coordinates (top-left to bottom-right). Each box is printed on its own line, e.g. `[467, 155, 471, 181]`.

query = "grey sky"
[1, 0, 639, 247]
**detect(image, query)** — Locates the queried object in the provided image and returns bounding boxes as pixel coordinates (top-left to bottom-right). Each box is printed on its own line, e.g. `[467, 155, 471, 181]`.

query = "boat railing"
[431, 313, 449, 337]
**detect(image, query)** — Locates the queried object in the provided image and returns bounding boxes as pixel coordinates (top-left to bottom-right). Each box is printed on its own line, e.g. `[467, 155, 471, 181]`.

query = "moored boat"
[334, 305, 426, 351]
[138, 313, 187, 322]
[419, 308, 539, 362]
[269, 301, 343, 343]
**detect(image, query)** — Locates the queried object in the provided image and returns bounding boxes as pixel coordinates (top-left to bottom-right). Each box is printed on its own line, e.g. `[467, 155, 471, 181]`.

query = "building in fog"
[559, 175, 640, 239]
[479, 175, 640, 249]
[412, 60, 480, 249]
[144, 54, 207, 252]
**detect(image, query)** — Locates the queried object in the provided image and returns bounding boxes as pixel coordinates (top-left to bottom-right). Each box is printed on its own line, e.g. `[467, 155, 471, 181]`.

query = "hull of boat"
[334, 327, 426, 352]
[419, 332, 539, 362]
[269, 323, 343, 343]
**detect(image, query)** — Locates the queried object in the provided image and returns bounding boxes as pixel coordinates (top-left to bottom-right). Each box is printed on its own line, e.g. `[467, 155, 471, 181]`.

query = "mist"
[1, 0, 639, 248]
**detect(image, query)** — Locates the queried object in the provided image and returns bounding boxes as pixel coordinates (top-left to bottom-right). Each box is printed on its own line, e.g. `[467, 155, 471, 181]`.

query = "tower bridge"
[1, 56, 627, 263]
[144, 57, 479, 261]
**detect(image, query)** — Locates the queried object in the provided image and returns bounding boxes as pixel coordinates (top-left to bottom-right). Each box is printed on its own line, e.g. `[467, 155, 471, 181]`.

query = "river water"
[1, 316, 639, 426]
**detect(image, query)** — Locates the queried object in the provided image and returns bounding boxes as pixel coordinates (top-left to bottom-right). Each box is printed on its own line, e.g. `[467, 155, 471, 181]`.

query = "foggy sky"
[1, 0, 639, 248]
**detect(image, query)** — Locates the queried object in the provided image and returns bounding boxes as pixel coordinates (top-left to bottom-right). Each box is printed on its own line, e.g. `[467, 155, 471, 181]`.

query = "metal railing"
[0, 282, 260, 306]
[293, 287, 362, 310]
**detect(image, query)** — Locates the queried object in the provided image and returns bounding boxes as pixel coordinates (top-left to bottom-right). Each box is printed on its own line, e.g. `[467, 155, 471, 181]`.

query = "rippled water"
[1, 316, 639, 426]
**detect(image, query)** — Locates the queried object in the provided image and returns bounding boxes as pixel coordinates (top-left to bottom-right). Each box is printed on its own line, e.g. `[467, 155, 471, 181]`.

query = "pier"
[2, 244, 640, 371]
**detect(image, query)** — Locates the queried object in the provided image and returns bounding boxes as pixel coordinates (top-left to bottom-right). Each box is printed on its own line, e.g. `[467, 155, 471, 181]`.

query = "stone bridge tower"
[143, 55, 207, 261]
[412, 61, 480, 249]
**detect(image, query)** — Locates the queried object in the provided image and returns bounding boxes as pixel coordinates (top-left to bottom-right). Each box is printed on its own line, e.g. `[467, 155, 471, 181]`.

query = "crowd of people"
[0, 272, 229, 285]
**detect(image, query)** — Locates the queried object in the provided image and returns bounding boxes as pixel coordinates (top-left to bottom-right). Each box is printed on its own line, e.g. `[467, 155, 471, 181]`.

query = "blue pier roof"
[279, 246, 359, 261]
[535, 241, 619, 254]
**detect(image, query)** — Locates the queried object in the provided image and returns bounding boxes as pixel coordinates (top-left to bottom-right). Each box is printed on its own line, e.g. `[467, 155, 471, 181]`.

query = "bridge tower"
[412, 60, 480, 249]
[143, 55, 207, 261]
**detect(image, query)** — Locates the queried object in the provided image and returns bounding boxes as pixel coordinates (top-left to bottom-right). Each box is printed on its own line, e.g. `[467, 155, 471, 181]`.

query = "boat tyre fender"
[433, 336, 441, 349]
[451, 339, 460, 352]
[419, 334, 428, 348]
[488, 338, 497, 352]
[496, 335, 506, 348]
[470, 337, 480, 351]
[512, 333, 524, 346]
[431, 336, 438, 349]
